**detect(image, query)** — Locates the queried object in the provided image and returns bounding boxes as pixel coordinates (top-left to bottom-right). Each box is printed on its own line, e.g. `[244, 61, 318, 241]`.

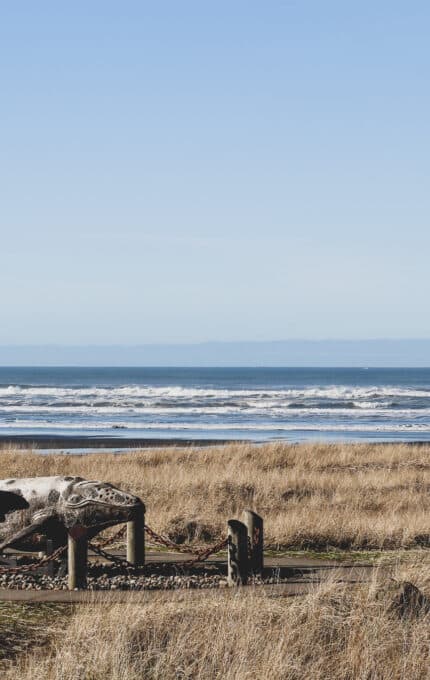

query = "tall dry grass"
[1, 442, 430, 549]
[3, 443, 430, 679]
[6, 561, 430, 680]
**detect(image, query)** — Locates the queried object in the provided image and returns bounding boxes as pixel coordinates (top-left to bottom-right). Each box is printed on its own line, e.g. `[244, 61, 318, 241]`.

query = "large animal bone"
[0, 476, 144, 552]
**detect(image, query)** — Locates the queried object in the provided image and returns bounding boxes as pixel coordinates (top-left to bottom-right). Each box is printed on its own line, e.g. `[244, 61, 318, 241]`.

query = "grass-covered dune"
[2, 443, 430, 678]
[4, 566, 430, 680]
[1, 442, 430, 550]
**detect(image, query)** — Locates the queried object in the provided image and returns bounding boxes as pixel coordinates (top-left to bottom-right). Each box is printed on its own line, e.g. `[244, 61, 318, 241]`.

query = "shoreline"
[0, 435, 236, 449]
[0, 435, 429, 450]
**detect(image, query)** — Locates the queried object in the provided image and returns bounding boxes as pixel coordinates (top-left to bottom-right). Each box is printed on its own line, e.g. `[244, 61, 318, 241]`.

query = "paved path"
[0, 582, 359, 603]
[0, 550, 378, 603]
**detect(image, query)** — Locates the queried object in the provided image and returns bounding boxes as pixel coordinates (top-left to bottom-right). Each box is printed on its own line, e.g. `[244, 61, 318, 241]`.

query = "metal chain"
[0, 524, 228, 576]
[179, 537, 228, 567]
[88, 541, 134, 571]
[93, 525, 127, 549]
[90, 529, 228, 571]
[143, 524, 228, 565]
[144, 524, 212, 556]
[0, 525, 126, 575]
[0, 545, 67, 574]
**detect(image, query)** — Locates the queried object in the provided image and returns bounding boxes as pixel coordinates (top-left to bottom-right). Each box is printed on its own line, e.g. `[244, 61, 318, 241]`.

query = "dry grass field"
[2, 442, 430, 678]
[4, 562, 430, 680]
[0, 441, 430, 550]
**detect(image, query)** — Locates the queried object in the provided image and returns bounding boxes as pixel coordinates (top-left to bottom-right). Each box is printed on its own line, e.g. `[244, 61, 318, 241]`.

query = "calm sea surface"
[1, 367, 430, 442]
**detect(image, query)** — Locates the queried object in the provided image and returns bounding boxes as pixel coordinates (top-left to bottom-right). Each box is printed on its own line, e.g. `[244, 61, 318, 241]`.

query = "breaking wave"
[2, 369, 430, 441]
[2, 384, 430, 400]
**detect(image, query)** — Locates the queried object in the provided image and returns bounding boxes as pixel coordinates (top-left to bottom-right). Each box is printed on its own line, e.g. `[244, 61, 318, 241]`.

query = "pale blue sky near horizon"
[1, 2, 429, 346]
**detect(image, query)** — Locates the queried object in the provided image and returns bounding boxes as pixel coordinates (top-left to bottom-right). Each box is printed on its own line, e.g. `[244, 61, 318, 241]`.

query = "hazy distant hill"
[1, 340, 430, 366]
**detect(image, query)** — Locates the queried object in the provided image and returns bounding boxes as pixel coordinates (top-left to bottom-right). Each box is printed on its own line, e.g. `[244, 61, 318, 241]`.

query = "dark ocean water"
[1, 367, 430, 442]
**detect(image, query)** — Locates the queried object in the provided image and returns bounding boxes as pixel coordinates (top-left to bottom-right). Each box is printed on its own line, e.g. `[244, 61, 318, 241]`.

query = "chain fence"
[0, 523, 228, 575]
[143, 524, 212, 555]
[143, 524, 228, 565]
[0, 545, 67, 574]
[88, 541, 134, 570]
[178, 537, 228, 567]
[93, 524, 127, 549]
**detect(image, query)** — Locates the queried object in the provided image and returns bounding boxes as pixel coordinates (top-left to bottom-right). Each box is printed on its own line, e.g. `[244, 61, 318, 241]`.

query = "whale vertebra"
[0, 476, 143, 552]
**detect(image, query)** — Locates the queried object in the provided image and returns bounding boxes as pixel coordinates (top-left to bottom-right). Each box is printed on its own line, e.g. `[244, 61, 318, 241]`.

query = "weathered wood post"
[127, 504, 145, 567]
[227, 519, 248, 586]
[45, 538, 55, 577]
[243, 510, 264, 576]
[68, 528, 88, 590]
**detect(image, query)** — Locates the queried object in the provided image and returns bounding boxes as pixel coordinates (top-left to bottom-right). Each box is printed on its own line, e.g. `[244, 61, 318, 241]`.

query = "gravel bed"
[0, 564, 287, 591]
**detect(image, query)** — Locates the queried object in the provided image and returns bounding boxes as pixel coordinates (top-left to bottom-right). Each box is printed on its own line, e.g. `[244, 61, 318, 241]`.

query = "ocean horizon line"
[2, 339, 430, 367]
[1, 365, 430, 370]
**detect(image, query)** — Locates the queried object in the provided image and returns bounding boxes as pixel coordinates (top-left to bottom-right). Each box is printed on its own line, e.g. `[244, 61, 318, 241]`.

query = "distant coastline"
[2, 339, 430, 367]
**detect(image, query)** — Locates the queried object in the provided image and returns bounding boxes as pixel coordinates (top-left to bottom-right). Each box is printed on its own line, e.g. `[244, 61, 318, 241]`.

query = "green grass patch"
[263, 547, 430, 564]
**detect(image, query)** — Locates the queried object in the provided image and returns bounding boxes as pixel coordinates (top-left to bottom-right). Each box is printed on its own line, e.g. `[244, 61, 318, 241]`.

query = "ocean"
[1, 367, 430, 442]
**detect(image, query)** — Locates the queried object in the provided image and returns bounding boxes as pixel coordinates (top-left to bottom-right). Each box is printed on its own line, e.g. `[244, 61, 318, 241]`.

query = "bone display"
[0, 476, 144, 552]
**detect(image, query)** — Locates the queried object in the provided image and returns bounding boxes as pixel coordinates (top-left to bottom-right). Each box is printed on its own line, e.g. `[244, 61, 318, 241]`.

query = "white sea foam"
[1, 420, 430, 433]
[1, 380, 430, 440]
[1, 404, 430, 418]
[1, 384, 430, 401]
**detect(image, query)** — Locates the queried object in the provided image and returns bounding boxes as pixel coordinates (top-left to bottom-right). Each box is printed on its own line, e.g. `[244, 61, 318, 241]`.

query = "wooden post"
[127, 505, 145, 567]
[227, 519, 248, 586]
[45, 538, 55, 577]
[243, 510, 264, 576]
[68, 529, 88, 590]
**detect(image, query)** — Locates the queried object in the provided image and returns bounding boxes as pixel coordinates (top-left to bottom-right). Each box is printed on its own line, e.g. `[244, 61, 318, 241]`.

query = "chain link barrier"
[0, 545, 67, 574]
[178, 537, 228, 567]
[88, 541, 134, 570]
[88, 525, 228, 571]
[93, 525, 127, 549]
[143, 524, 228, 567]
[0, 525, 127, 576]
[0, 523, 228, 576]
[143, 524, 213, 556]
[88, 526, 228, 572]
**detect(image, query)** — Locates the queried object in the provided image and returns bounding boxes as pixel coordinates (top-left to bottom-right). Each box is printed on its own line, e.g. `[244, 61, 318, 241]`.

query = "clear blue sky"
[1, 2, 429, 345]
